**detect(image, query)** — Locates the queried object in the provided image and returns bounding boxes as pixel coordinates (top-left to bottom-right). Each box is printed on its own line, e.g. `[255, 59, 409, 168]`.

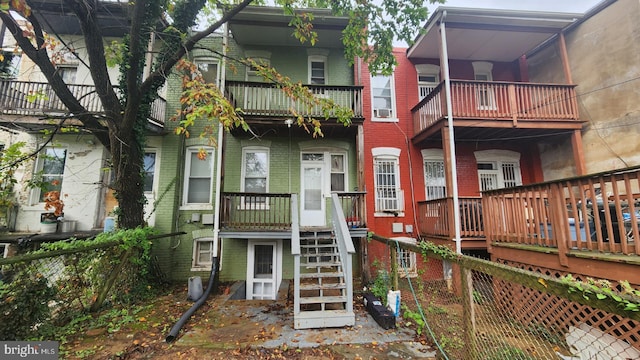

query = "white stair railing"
[330, 193, 355, 314]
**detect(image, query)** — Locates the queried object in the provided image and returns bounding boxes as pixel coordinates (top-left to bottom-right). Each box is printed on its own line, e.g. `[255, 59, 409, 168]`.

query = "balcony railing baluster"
[0, 80, 166, 125]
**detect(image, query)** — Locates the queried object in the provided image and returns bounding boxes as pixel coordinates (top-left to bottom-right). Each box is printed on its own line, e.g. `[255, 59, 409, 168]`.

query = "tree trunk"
[110, 118, 146, 229]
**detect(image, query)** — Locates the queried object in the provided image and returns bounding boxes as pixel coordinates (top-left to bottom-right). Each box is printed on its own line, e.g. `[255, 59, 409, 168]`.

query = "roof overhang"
[407, 7, 582, 62]
[28, 0, 164, 37]
[227, 6, 348, 48]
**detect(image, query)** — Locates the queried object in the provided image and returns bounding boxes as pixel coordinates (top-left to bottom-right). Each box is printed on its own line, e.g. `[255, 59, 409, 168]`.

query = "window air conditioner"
[375, 108, 392, 118]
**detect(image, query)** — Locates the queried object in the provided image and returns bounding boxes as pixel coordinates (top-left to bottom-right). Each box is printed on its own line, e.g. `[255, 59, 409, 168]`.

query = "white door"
[143, 152, 158, 226]
[247, 241, 277, 300]
[300, 155, 325, 227]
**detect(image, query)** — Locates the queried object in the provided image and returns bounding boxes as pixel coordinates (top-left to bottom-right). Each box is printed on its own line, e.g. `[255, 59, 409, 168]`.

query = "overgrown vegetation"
[0, 227, 158, 341]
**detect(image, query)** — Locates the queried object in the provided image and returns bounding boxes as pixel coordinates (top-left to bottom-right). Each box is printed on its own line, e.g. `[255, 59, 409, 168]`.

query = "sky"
[426, 0, 604, 14]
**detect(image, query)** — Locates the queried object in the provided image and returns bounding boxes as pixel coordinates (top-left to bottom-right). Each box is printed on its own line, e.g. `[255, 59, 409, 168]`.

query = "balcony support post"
[571, 129, 586, 176]
[558, 32, 573, 84]
[439, 12, 462, 254]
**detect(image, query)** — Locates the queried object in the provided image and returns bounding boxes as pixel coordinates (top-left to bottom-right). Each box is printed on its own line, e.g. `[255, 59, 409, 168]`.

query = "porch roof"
[407, 7, 582, 62]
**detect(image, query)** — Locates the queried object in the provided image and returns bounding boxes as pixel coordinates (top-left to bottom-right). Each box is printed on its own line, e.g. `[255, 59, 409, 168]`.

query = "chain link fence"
[0, 230, 157, 341]
[370, 235, 640, 360]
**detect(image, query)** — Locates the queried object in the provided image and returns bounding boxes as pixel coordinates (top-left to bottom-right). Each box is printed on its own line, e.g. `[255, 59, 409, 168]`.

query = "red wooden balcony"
[412, 80, 580, 141]
[417, 196, 486, 249]
[0, 80, 166, 127]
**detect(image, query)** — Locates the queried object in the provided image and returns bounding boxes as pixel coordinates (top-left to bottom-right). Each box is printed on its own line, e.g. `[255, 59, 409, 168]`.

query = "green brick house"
[153, 6, 367, 329]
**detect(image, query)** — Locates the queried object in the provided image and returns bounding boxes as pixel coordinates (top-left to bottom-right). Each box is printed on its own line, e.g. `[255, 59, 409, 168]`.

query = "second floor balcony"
[225, 81, 364, 127]
[411, 80, 581, 143]
[0, 80, 166, 128]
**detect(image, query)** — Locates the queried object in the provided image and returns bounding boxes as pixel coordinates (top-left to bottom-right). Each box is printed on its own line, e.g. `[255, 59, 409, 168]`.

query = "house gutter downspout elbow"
[439, 11, 463, 254]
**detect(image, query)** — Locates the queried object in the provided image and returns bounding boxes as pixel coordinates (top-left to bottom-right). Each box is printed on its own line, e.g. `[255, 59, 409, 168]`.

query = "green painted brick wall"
[154, 31, 358, 283]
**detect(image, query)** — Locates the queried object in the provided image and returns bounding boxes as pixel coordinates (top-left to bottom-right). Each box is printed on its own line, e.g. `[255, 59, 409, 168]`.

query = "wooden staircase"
[293, 231, 355, 329]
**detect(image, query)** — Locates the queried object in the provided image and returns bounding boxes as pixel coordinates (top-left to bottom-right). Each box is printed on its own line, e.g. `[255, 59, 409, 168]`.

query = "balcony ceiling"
[228, 6, 348, 48]
[407, 7, 582, 62]
[28, 0, 131, 37]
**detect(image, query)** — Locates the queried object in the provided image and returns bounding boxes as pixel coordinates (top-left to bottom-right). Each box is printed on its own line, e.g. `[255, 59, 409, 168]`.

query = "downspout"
[166, 25, 229, 343]
[439, 11, 462, 254]
[212, 23, 228, 259]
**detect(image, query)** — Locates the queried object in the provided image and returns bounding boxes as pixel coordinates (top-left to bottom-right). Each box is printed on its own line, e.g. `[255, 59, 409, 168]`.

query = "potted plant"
[40, 189, 64, 233]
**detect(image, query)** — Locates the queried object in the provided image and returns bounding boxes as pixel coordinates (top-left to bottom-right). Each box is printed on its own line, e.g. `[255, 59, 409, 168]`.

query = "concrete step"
[294, 309, 355, 330]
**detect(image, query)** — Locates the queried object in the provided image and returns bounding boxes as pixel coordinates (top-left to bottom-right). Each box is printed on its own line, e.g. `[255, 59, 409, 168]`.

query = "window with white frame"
[195, 58, 219, 85]
[397, 247, 417, 277]
[393, 237, 417, 277]
[143, 152, 156, 193]
[242, 147, 269, 205]
[192, 238, 214, 269]
[33, 147, 67, 203]
[416, 64, 440, 100]
[373, 148, 403, 213]
[57, 65, 77, 84]
[308, 55, 327, 85]
[0, 243, 8, 258]
[472, 61, 495, 109]
[371, 73, 396, 120]
[422, 149, 446, 200]
[330, 154, 346, 192]
[474, 150, 522, 191]
[183, 147, 214, 205]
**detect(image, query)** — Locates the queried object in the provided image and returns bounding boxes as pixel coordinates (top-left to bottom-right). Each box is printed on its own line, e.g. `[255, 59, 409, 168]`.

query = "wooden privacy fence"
[483, 165, 640, 263]
[370, 234, 640, 359]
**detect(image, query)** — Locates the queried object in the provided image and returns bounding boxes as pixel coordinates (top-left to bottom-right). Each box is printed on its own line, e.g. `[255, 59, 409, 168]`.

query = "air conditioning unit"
[374, 108, 392, 118]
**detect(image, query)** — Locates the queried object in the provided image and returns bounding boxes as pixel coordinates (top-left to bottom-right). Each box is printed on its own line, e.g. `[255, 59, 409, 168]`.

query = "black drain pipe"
[166, 258, 218, 343]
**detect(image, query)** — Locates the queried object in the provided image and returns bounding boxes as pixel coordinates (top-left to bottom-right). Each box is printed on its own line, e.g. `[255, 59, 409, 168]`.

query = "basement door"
[246, 240, 279, 300]
[300, 154, 326, 227]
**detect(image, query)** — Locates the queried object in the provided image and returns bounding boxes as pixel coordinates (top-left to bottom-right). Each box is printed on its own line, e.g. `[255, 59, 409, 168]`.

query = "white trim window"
[416, 64, 440, 100]
[422, 149, 446, 200]
[472, 61, 496, 110]
[241, 147, 269, 207]
[393, 237, 417, 277]
[183, 147, 214, 207]
[308, 55, 327, 85]
[474, 150, 522, 191]
[330, 153, 346, 192]
[371, 73, 397, 121]
[0, 243, 8, 258]
[56, 65, 77, 84]
[373, 147, 403, 214]
[32, 147, 67, 203]
[192, 238, 214, 270]
[194, 58, 220, 86]
[143, 151, 157, 193]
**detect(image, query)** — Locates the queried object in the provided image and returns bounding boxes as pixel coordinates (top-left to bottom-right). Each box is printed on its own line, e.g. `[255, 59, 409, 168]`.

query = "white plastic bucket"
[387, 290, 401, 316]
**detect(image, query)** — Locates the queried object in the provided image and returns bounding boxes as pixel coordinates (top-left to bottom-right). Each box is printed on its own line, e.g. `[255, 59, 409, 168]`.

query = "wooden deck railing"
[220, 192, 292, 231]
[412, 80, 579, 134]
[336, 191, 366, 229]
[483, 166, 640, 262]
[417, 196, 484, 239]
[0, 80, 166, 126]
[225, 81, 363, 119]
[220, 191, 367, 231]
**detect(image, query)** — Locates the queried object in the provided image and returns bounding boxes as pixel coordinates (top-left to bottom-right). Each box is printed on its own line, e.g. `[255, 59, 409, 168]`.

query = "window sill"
[371, 117, 399, 123]
[180, 204, 214, 211]
[374, 211, 405, 217]
[191, 266, 212, 272]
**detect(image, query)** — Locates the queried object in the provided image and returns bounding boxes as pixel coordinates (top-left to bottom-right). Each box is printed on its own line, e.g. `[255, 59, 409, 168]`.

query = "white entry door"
[300, 155, 325, 227]
[247, 241, 278, 300]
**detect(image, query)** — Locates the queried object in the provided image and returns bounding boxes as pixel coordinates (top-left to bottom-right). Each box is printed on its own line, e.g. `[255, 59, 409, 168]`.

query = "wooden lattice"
[494, 259, 640, 350]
